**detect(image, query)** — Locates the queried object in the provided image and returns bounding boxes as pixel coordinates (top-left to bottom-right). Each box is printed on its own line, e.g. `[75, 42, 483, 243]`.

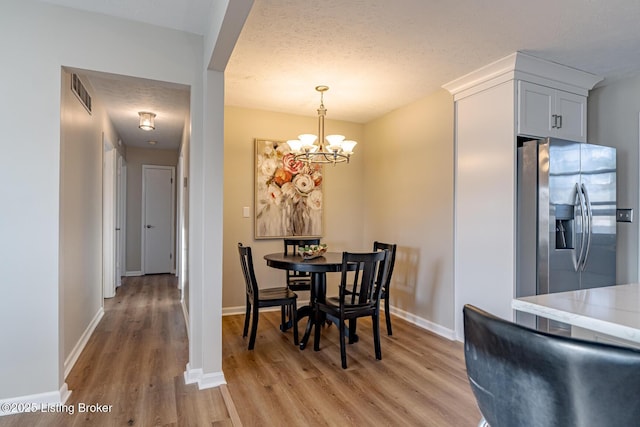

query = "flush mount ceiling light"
[287, 86, 357, 165]
[138, 111, 156, 131]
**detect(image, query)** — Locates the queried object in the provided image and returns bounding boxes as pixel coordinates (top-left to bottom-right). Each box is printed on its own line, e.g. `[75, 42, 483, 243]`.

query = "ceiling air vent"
[71, 73, 92, 114]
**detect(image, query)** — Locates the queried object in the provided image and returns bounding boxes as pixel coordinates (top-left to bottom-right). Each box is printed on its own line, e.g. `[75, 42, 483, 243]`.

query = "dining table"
[264, 251, 356, 349]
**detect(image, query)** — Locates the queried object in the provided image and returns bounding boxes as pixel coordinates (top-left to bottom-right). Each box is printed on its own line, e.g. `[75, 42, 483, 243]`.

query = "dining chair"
[313, 250, 390, 369]
[373, 242, 396, 335]
[463, 304, 640, 427]
[283, 238, 321, 291]
[237, 243, 299, 350]
[343, 241, 397, 335]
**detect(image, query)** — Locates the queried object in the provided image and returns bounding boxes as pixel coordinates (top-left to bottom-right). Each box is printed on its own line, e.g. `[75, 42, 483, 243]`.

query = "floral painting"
[255, 139, 323, 239]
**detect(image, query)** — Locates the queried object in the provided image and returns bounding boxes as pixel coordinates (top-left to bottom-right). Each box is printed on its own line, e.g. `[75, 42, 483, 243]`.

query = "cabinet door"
[555, 90, 587, 142]
[518, 81, 554, 138]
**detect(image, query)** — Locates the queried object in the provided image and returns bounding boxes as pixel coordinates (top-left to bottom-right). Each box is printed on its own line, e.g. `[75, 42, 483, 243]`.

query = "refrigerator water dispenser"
[555, 204, 574, 250]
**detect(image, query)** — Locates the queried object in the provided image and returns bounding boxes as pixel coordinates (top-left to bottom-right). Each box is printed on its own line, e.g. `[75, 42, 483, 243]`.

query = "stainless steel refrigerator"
[516, 137, 617, 331]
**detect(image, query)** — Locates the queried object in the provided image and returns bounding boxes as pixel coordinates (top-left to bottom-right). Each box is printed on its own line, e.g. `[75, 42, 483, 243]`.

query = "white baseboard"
[0, 383, 71, 417]
[125, 271, 143, 277]
[388, 305, 457, 341]
[222, 303, 456, 341]
[183, 364, 226, 390]
[64, 308, 104, 379]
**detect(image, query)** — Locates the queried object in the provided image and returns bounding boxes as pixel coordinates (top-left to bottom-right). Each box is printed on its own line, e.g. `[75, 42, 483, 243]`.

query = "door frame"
[141, 164, 176, 275]
[102, 136, 117, 298]
[115, 152, 126, 286]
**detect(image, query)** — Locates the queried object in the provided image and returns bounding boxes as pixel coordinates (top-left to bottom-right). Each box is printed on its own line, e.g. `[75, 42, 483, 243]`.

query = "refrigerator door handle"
[581, 183, 593, 271]
[574, 182, 587, 272]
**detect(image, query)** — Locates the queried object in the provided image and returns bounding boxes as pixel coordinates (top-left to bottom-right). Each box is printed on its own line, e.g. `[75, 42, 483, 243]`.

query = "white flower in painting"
[281, 182, 301, 203]
[276, 142, 290, 155]
[259, 157, 278, 178]
[308, 189, 322, 210]
[293, 173, 315, 194]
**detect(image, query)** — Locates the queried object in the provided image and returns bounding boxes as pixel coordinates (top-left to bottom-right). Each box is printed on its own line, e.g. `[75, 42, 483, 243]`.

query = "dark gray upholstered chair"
[463, 304, 640, 427]
[238, 243, 298, 350]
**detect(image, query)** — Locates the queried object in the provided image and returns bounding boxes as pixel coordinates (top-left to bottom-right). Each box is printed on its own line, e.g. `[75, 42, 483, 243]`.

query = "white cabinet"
[518, 81, 587, 142]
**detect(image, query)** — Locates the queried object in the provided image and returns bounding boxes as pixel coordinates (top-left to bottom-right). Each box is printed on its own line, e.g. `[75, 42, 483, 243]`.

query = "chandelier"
[287, 86, 357, 165]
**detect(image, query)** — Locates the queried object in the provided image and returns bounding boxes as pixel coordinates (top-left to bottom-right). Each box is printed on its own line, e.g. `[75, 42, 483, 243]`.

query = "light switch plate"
[242, 206, 250, 218]
[617, 208, 633, 223]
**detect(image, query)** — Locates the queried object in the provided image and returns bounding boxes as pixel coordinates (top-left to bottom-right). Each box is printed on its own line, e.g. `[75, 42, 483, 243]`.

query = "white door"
[142, 165, 175, 274]
[103, 137, 117, 298]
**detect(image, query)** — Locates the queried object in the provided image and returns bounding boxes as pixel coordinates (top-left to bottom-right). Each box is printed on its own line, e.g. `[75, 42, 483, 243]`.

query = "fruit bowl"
[298, 243, 328, 260]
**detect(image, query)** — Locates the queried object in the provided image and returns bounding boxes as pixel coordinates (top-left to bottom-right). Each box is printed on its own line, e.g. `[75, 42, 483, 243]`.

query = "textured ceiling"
[76, 69, 190, 151]
[43, 0, 640, 149]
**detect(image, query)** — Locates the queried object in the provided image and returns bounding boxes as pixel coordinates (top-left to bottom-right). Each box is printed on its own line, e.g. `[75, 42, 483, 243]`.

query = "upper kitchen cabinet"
[518, 81, 587, 142]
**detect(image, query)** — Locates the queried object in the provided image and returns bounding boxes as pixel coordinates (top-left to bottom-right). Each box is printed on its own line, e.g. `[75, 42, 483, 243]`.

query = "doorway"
[142, 165, 176, 274]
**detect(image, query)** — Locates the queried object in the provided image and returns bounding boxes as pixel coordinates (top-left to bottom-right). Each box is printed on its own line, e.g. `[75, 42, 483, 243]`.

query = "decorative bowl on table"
[298, 243, 328, 260]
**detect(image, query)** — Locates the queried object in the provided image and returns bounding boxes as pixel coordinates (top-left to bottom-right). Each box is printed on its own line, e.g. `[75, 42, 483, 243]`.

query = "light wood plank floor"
[222, 306, 482, 426]
[1, 274, 481, 426]
[0, 275, 233, 427]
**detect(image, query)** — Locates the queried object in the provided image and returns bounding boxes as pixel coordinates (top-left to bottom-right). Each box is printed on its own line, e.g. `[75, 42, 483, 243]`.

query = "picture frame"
[254, 138, 323, 239]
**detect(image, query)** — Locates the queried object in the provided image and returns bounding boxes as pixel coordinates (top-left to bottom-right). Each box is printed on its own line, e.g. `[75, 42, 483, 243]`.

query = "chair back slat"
[339, 250, 388, 308]
[373, 241, 396, 292]
[238, 243, 258, 301]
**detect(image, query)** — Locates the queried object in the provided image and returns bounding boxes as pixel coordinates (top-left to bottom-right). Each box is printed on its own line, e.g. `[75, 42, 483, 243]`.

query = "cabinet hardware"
[557, 115, 562, 129]
[551, 114, 558, 128]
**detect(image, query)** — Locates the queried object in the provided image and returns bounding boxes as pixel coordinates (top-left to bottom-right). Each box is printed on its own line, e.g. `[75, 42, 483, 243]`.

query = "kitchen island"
[512, 283, 640, 349]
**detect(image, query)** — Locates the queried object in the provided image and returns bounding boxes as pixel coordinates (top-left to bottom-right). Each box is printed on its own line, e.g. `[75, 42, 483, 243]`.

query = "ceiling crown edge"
[443, 51, 603, 100]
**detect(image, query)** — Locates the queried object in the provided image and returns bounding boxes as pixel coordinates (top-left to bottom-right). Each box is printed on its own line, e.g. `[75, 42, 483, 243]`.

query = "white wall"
[0, 0, 209, 402]
[453, 81, 517, 339]
[60, 68, 120, 372]
[588, 75, 640, 284]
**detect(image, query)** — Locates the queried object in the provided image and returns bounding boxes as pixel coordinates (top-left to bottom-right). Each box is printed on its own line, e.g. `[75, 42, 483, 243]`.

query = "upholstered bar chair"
[463, 304, 640, 427]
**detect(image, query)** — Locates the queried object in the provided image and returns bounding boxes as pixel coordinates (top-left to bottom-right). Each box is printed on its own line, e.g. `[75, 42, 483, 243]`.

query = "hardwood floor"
[0, 275, 233, 427]
[222, 308, 482, 426]
[1, 274, 481, 426]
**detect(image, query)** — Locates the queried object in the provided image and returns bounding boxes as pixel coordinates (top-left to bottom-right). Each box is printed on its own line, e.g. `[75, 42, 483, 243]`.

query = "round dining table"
[264, 251, 355, 349]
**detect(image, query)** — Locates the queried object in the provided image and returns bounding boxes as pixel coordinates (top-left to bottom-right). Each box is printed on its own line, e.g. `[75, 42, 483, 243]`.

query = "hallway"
[0, 275, 233, 426]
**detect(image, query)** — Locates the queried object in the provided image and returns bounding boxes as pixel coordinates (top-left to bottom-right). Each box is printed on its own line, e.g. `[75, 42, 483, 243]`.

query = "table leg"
[300, 272, 326, 350]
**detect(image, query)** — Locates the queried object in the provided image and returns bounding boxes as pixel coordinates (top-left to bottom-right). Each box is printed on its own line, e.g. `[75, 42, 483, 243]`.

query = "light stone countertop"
[513, 283, 640, 344]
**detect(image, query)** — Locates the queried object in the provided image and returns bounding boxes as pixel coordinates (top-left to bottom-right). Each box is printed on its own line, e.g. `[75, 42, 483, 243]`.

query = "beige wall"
[223, 106, 366, 310]
[59, 68, 120, 365]
[363, 89, 455, 330]
[223, 93, 456, 333]
[125, 147, 179, 272]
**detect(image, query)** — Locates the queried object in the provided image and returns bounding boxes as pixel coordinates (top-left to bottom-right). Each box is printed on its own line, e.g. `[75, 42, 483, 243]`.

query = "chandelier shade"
[287, 86, 357, 165]
[138, 111, 156, 131]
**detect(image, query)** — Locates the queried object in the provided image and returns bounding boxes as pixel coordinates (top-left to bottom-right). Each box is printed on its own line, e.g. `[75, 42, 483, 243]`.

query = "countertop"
[512, 283, 640, 344]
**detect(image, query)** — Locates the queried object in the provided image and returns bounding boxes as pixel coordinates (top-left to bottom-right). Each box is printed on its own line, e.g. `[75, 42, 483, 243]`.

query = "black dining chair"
[283, 238, 321, 291]
[343, 241, 397, 335]
[237, 243, 298, 350]
[463, 304, 640, 427]
[313, 250, 390, 369]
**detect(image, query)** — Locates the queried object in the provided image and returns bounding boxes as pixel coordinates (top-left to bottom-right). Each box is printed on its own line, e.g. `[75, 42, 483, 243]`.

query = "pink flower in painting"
[283, 153, 304, 175]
